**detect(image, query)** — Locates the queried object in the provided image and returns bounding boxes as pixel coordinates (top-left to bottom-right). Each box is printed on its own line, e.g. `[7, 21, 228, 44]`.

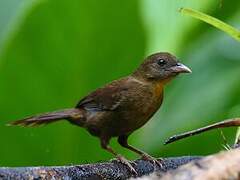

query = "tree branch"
[157, 148, 240, 180]
[0, 156, 200, 179]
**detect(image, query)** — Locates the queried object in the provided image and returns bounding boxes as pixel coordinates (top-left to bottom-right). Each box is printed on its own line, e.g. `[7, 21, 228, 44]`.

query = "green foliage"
[179, 8, 240, 41]
[0, 0, 240, 166]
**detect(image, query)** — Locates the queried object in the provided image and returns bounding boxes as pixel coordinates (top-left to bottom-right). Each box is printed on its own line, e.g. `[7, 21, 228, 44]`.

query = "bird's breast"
[142, 82, 164, 116]
[117, 82, 164, 134]
[153, 82, 164, 99]
[93, 79, 165, 137]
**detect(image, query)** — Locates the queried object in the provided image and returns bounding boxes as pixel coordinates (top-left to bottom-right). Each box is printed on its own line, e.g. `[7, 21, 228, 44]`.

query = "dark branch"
[165, 118, 240, 144]
[0, 156, 201, 179]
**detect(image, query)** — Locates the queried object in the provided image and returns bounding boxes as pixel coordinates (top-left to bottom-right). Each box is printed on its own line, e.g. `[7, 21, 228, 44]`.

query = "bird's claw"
[141, 153, 163, 168]
[115, 155, 138, 175]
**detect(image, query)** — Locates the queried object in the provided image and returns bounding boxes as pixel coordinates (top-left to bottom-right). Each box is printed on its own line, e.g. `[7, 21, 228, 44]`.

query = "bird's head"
[133, 52, 191, 84]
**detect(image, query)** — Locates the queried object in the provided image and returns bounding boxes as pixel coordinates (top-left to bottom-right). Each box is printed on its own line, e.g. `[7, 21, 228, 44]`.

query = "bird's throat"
[153, 82, 164, 98]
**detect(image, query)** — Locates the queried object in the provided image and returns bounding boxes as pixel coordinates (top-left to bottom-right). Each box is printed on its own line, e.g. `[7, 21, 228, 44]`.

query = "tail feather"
[9, 108, 82, 127]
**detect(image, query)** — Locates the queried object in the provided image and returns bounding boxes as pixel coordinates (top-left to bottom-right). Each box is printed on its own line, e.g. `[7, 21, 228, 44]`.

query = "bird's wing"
[76, 79, 129, 111]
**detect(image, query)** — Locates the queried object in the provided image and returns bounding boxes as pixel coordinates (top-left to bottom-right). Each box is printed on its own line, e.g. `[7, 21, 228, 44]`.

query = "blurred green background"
[0, 0, 240, 167]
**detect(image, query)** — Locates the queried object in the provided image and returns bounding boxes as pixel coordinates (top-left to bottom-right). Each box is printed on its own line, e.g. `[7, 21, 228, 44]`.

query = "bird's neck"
[130, 75, 165, 98]
[132, 67, 175, 85]
[131, 72, 173, 86]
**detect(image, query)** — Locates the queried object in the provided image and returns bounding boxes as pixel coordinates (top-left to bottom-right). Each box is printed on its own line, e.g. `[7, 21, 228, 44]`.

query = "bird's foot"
[113, 155, 137, 175]
[141, 153, 163, 168]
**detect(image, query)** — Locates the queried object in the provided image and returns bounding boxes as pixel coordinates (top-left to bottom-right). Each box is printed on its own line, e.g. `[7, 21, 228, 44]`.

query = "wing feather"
[76, 79, 128, 111]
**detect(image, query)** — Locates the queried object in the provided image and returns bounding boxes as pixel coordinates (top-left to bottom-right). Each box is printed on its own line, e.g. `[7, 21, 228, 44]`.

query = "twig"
[165, 118, 240, 144]
[220, 130, 231, 150]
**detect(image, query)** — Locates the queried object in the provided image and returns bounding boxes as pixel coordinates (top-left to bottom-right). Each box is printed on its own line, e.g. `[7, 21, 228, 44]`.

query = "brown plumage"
[10, 109, 83, 126]
[9, 52, 191, 174]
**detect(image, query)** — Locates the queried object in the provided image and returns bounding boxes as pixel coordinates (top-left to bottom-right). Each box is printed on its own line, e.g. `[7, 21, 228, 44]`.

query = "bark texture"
[2, 149, 240, 179]
[0, 156, 200, 180]
[134, 148, 240, 180]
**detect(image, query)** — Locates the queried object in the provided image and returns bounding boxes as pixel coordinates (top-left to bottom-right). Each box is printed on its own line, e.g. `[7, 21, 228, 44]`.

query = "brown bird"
[10, 52, 191, 173]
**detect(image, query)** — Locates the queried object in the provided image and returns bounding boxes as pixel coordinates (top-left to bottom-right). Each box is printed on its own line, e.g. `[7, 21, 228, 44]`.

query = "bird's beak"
[170, 63, 192, 73]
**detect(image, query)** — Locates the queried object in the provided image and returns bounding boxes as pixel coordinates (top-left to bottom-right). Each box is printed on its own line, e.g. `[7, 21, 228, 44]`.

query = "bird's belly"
[105, 98, 163, 136]
[84, 85, 163, 137]
[123, 101, 162, 132]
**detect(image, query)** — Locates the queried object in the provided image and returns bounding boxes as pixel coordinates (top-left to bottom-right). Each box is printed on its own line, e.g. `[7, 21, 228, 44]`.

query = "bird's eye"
[157, 59, 166, 66]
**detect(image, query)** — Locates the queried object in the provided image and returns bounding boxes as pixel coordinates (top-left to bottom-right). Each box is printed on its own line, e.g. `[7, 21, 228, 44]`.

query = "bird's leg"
[100, 136, 137, 174]
[118, 135, 162, 167]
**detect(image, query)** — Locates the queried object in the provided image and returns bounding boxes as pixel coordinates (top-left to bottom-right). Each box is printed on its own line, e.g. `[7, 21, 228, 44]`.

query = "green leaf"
[179, 8, 240, 41]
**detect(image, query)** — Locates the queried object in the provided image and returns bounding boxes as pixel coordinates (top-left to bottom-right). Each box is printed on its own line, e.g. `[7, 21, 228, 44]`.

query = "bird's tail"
[8, 108, 84, 127]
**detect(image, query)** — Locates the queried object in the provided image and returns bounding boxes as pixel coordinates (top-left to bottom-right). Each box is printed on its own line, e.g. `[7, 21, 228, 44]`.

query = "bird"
[10, 52, 191, 174]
